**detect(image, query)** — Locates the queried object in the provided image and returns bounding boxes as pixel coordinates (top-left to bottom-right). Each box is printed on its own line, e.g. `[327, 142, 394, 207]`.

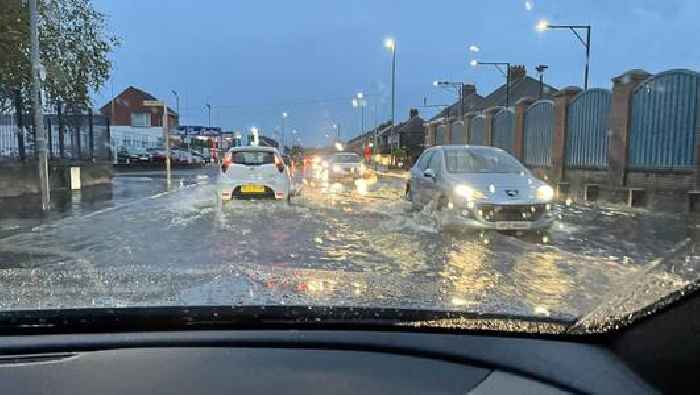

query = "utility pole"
[536, 64, 549, 98]
[206, 103, 212, 128]
[30, 0, 49, 210]
[144, 100, 171, 185]
[163, 103, 171, 185]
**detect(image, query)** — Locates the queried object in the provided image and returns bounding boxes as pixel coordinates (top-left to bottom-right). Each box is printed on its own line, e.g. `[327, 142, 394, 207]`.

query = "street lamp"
[384, 37, 396, 127]
[143, 99, 172, 185]
[536, 19, 591, 90]
[470, 60, 511, 107]
[433, 80, 467, 120]
[281, 112, 288, 151]
[468, 45, 480, 53]
[205, 103, 212, 128]
[170, 90, 180, 125]
[353, 92, 366, 135]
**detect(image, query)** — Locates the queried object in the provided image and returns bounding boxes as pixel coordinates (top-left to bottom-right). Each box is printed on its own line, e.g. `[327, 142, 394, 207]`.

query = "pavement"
[0, 166, 697, 323]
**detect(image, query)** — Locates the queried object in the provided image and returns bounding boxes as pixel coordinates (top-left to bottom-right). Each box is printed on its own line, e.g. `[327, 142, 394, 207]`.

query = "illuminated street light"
[536, 19, 591, 89]
[282, 112, 288, 118]
[468, 45, 480, 53]
[469, 59, 478, 67]
[356, 92, 364, 99]
[384, 37, 395, 51]
[384, 37, 396, 127]
[535, 19, 549, 32]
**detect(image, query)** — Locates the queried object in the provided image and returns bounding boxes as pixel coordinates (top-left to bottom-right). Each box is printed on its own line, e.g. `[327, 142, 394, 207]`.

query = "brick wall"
[100, 87, 178, 129]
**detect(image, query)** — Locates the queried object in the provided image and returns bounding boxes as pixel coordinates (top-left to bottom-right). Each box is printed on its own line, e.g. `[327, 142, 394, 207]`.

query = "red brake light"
[275, 155, 284, 173]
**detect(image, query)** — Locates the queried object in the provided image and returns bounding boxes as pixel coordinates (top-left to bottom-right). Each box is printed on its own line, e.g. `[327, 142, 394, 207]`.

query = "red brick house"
[100, 86, 178, 129]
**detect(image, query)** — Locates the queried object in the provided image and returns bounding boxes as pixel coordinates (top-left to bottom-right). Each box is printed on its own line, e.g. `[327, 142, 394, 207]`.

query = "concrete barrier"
[0, 160, 112, 199]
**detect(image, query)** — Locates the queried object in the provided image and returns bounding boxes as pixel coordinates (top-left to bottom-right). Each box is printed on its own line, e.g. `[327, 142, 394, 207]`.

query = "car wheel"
[432, 195, 451, 231]
[407, 185, 420, 211]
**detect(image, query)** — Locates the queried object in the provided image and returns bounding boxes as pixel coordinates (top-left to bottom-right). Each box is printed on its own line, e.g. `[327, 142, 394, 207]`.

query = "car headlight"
[536, 185, 554, 202]
[454, 184, 484, 201]
[332, 165, 342, 173]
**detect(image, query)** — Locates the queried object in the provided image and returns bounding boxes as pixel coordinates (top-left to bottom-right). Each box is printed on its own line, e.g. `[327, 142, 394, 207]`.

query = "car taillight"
[222, 152, 232, 171]
[274, 155, 284, 173]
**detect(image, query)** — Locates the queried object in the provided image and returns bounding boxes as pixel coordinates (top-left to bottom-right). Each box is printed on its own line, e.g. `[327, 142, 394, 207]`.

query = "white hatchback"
[218, 146, 291, 203]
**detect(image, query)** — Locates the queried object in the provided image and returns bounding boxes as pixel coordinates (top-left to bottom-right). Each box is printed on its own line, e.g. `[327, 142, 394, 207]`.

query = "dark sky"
[93, 0, 700, 146]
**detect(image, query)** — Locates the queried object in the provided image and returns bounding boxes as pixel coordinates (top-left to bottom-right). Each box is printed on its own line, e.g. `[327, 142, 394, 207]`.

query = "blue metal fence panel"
[566, 89, 611, 169]
[492, 109, 515, 155]
[469, 116, 486, 145]
[450, 121, 467, 144]
[436, 124, 447, 145]
[629, 70, 699, 169]
[523, 100, 554, 167]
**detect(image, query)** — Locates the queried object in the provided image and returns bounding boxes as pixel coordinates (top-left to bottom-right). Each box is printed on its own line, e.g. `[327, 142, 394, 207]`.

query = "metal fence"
[492, 108, 515, 155]
[468, 115, 486, 146]
[628, 69, 699, 170]
[435, 124, 448, 145]
[523, 100, 554, 167]
[566, 89, 611, 169]
[450, 121, 467, 144]
[0, 110, 110, 161]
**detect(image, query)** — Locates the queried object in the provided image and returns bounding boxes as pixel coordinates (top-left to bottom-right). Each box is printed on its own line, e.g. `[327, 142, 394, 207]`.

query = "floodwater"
[0, 166, 698, 328]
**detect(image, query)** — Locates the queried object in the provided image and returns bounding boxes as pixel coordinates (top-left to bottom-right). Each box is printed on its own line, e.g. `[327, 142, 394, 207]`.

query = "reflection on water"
[0, 168, 698, 324]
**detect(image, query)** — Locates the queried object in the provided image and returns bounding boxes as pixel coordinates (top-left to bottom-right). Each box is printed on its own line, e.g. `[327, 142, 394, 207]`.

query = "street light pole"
[385, 38, 396, 127]
[282, 112, 288, 152]
[537, 21, 591, 90]
[29, 0, 49, 210]
[206, 103, 212, 128]
[471, 61, 511, 107]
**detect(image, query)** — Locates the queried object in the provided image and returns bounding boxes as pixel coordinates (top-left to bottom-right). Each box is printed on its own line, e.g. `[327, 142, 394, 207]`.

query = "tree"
[0, 0, 119, 112]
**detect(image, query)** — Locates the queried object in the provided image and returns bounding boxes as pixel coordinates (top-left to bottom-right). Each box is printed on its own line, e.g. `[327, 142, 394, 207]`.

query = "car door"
[422, 150, 443, 205]
[413, 150, 434, 204]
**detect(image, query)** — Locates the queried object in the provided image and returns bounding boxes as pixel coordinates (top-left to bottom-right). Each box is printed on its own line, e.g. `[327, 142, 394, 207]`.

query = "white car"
[218, 146, 291, 203]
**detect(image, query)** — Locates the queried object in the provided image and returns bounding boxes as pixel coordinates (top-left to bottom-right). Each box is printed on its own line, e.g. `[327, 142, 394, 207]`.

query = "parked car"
[147, 148, 169, 162]
[191, 152, 205, 165]
[117, 147, 150, 164]
[328, 151, 364, 182]
[218, 146, 291, 203]
[407, 145, 554, 232]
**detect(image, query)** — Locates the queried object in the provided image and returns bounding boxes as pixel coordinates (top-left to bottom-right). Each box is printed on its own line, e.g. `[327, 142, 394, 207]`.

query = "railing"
[0, 110, 110, 162]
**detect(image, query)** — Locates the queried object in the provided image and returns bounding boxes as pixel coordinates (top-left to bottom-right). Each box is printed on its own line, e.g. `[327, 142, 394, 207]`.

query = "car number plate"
[497, 221, 530, 230]
[241, 184, 265, 193]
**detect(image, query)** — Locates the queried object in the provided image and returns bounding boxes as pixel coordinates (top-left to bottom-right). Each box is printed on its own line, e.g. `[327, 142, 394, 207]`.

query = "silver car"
[328, 151, 365, 181]
[407, 145, 554, 231]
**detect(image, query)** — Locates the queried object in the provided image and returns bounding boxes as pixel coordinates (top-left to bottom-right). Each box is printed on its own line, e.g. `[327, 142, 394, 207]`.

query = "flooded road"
[0, 166, 697, 322]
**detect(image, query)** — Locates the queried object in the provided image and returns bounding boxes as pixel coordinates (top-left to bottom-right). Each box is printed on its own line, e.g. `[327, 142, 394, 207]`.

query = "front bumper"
[446, 203, 554, 231]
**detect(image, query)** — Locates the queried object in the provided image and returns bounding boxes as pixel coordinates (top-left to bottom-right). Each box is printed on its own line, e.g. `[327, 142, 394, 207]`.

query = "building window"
[131, 112, 151, 128]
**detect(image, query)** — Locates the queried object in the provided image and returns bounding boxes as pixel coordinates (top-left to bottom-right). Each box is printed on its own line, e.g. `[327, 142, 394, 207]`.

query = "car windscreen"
[445, 149, 526, 174]
[231, 150, 275, 165]
[333, 153, 361, 163]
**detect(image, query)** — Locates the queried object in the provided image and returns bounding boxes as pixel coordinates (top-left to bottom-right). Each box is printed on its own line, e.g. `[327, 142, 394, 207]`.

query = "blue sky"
[93, 0, 700, 146]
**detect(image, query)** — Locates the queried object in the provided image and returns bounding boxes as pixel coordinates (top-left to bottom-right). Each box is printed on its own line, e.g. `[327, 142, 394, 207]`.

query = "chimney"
[461, 84, 477, 98]
[409, 108, 419, 119]
[509, 65, 527, 81]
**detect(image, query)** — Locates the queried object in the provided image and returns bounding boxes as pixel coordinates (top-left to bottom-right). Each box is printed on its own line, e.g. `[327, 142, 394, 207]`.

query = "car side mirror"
[423, 169, 435, 179]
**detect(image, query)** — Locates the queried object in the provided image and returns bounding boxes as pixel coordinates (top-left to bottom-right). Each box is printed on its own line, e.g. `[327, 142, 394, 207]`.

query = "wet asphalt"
[0, 166, 697, 321]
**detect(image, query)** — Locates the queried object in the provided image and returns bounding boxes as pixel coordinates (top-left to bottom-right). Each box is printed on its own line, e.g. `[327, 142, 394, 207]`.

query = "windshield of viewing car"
[445, 149, 527, 174]
[1, 0, 699, 336]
